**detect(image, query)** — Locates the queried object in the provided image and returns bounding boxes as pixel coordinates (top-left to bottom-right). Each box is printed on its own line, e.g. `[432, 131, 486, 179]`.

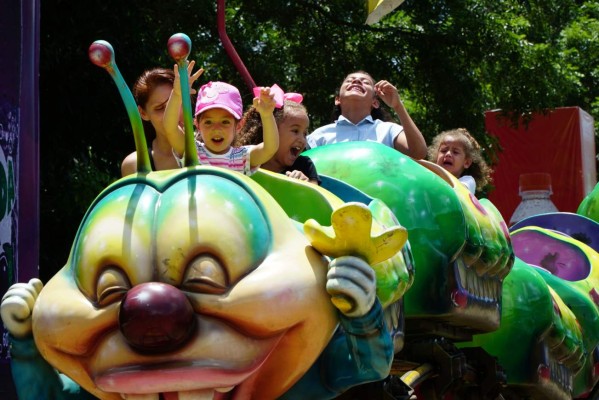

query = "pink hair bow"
[253, 84, 303, 108]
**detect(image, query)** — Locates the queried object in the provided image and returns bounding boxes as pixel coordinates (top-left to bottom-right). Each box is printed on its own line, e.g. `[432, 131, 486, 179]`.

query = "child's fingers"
[191, 68, 204, 82]
[260, 87, 275, 97]
[186, 61, 203, 81]
[260, 89, 275, 101]
[253, 89, 276, 111]
[286, 171, 309, 181]
[375, 80, 394, 92]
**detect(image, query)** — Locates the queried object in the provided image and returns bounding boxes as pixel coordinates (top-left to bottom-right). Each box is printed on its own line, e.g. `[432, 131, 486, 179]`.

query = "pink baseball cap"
[194, 81, 243, 119]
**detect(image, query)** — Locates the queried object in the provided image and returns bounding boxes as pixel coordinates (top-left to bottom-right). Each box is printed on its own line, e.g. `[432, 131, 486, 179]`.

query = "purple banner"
[0, 0, 40, 398]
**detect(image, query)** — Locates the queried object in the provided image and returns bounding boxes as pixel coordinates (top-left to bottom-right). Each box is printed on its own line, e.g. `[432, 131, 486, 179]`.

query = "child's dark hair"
[428, 128, 493, 191]
[330, 70, 392, 122]
[132, 68, 174, 141]
[237, 100, 308, 146]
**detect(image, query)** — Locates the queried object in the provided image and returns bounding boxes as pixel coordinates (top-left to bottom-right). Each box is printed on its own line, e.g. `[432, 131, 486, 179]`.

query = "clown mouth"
[97, 364, 246, 394]
[99, 361, 257, 400]
[92, 318, 285, 400]
[121, 387, 233, 400]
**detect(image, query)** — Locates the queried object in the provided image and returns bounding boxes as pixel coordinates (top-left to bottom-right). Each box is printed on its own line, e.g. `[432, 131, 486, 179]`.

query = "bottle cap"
[519, 173, 552, 193]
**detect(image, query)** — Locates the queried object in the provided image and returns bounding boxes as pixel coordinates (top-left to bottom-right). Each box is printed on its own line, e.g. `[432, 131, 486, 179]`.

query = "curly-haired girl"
[238, 97, 320, 185]
[428, 128, 493, 194]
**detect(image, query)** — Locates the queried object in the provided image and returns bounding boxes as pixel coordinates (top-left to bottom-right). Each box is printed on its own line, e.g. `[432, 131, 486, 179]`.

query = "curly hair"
[428, 128, 493, 192]
[236, 100, 308, 146]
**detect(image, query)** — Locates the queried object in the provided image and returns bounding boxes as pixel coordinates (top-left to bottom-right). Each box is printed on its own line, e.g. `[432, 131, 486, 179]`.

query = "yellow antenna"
[366, 0, 405, 25]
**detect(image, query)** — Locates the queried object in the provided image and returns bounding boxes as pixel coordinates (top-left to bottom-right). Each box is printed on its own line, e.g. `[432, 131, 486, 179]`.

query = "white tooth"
[121, 395, 159, 400]
[215, 386, 234, 393]
[178, 389, 215, 400]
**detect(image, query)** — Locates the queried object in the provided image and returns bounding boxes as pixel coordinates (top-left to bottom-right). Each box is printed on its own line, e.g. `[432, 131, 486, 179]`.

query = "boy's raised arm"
[375, 80, 427, 159]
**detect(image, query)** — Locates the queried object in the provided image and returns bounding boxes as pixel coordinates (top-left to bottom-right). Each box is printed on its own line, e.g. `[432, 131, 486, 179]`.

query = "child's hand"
[286, 170, 310, 182]
[253, 87, 276, 115]
[374, 80, 402, 109]
[173, 61, 204, 97]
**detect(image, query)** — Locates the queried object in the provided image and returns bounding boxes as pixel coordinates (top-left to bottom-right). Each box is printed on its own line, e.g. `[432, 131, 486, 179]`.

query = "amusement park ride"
[2, 1, 599, 399]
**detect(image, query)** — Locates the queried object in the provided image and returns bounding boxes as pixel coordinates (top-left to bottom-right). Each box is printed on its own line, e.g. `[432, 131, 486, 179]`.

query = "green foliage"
[39, 147, 116, 282]
[40, 0, 598, 277]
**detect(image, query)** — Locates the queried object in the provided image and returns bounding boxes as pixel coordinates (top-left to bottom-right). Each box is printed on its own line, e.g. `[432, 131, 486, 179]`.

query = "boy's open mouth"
[347, 85, 365, 93]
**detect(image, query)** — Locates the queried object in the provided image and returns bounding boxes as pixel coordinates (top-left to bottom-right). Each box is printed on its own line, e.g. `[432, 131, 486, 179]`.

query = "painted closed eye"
[182, 255, 228, 294]
[96, 267, 131, 307]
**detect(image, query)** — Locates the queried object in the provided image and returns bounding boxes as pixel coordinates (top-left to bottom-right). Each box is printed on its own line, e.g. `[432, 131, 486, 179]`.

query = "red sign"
[485, 107, 596, 223]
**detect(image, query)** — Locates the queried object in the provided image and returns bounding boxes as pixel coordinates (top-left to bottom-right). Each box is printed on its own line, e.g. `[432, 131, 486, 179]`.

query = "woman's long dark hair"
[132, 68, 174, 142]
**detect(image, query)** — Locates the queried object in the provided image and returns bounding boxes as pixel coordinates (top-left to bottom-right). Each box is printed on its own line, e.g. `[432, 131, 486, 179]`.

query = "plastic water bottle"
[509, 173, 558, 226]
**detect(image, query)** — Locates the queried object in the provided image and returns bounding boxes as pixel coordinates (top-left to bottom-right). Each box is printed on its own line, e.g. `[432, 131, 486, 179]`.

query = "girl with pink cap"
[163, 64, 279, 175]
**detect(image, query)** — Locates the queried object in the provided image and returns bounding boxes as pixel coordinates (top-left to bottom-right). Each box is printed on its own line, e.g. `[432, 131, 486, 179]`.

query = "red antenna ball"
[88, 40, 114, 68]
[167, 33, 191, 62]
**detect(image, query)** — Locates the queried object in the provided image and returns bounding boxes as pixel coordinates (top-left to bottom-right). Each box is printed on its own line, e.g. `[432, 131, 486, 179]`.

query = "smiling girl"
[238, 99, 320, 185]
[163, 64, 279, 175]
